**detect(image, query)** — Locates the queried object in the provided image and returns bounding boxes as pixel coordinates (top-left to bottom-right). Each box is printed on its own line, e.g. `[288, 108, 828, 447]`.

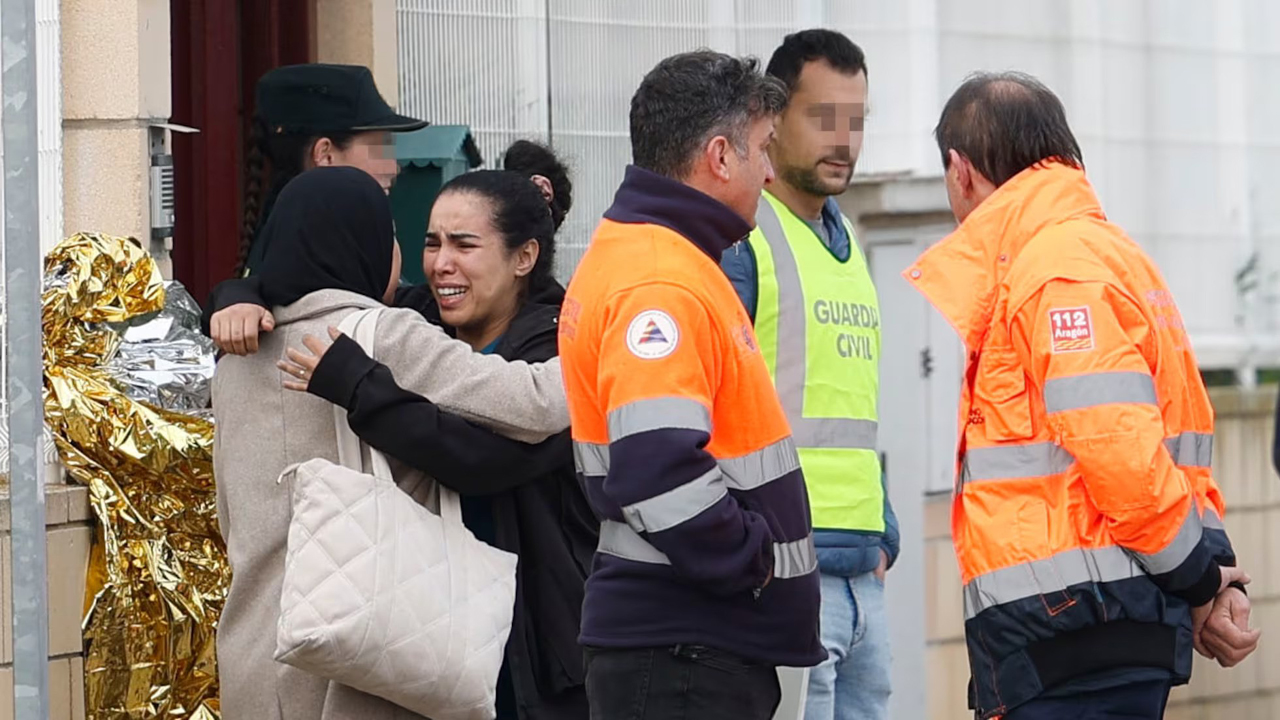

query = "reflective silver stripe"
[773, 534, 819, 579]
[791, 418, 878, 451]
[1165, 431, 1213, 468]
[963, 545, 1142, 620]
[607, 396, 711, 441]
[1131, 509, 1203, 575]
[1203, 506, 1224, 530]
[755, 198, 878, 452]
[574, 441, 609, 476]
[718, 437, 801, 491]
[620, 467, 726, 533]
[597, 520, 818, 581]
[598, 520, 671, 565]
[963, 442, 1075, 482]
[962, 433, 1212, 484]
[1043, 372, 1158, 414]
[578, 437, 801, 493]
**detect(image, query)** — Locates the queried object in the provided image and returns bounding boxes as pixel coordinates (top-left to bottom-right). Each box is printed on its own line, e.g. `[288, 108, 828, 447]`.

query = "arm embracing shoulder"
[370, 307, 568, 443]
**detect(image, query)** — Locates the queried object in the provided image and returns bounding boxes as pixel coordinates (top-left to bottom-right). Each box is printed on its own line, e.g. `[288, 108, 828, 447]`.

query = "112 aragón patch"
[1049, 307, 1094, 353]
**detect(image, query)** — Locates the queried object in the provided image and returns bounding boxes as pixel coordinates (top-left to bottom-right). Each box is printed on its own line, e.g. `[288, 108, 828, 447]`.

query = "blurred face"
[772, 62, 867, 197]
[313, 131, 399, 192]
[424, 191, 539, 345]
[719, 116, 778, 223]
[383, 241, 402, 305]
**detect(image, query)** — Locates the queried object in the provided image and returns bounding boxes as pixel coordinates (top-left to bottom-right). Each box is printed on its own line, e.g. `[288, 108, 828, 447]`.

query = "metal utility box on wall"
[389, 125, 484, 285]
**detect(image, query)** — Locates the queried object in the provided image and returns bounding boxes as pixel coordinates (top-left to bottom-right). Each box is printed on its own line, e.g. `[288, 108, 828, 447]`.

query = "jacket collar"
[604, 165, 753, 261]
[904, 162, 1106, 352]
[274, 288, 381, 325]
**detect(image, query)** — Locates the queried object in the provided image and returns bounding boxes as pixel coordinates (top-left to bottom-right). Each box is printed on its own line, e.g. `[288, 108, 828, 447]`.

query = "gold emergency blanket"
[41, 233, 226, 719]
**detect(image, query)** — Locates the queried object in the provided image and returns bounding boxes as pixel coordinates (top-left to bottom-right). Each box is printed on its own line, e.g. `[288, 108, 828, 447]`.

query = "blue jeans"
[1005, 679, 1172, 719]
[803, 572, 891, 720]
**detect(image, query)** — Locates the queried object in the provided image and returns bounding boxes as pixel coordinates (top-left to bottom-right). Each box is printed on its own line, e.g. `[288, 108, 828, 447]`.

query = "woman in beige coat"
[211, 166, 568, 719]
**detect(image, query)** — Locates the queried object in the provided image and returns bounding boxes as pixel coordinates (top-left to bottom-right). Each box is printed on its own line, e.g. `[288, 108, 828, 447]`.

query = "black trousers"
[1004, 679, 1173, 720]
[584, 645, 781, 720]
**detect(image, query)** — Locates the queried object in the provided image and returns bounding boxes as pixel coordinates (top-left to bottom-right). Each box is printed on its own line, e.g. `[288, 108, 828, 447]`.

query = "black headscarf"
[255, 166, 396, 308]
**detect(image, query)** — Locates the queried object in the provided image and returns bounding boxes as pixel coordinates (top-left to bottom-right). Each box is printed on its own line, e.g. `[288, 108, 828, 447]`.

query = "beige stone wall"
[314, 0, 400, 106]
[924, 491, 971, 720]
[926, 386, 1280, 719]
[61, 0, 171, 275]
[0, 486, 93, 720]
[60, 0, 398, 278]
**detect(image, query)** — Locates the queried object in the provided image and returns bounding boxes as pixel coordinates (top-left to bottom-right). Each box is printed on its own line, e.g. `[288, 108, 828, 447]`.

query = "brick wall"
[0, 484, 92, 720]
[925, 386, 1280, 719]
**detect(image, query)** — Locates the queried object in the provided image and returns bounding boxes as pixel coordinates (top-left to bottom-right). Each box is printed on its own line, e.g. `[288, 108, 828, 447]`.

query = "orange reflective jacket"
[559, 165, 824, 668]
[906, 163, 1235, 718]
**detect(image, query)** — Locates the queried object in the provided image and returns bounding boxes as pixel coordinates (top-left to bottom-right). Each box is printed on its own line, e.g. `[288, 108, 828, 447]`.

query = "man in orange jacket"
[559, 51, 824, 719]
[906, 72, 1261, 719]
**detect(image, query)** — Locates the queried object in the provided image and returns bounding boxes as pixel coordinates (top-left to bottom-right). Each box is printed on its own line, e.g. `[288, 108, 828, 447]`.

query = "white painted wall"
[397, 0, 1280, 372]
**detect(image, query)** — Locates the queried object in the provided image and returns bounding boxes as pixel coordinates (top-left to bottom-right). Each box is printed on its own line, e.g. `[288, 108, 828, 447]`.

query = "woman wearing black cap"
[235, 63, 428, 278]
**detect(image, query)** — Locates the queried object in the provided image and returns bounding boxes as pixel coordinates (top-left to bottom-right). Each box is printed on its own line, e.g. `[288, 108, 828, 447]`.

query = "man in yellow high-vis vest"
[722, 30, 897, 720]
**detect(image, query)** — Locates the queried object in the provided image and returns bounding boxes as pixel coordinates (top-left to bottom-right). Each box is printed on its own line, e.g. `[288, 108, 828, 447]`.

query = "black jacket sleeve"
[200, 276, 267, 336]
[307, 312, 568, 496]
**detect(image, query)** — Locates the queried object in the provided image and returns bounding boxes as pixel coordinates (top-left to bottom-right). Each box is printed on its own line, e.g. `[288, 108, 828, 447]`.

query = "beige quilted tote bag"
[275, 308, 519, 720]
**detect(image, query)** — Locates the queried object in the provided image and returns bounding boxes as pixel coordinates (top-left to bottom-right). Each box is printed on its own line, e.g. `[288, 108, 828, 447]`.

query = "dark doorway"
[170, 0, 314, 302]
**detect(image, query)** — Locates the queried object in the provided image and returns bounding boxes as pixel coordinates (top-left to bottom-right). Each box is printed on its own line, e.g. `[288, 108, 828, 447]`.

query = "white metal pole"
[2, 0, 49, 716]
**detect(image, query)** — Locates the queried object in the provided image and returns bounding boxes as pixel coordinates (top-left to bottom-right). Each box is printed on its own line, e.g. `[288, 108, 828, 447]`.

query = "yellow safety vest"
[748, 191, 884, 533]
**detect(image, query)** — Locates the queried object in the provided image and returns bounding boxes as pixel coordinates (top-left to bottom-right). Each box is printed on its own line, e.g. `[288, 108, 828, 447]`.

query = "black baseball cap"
[255, 63, 428, 135]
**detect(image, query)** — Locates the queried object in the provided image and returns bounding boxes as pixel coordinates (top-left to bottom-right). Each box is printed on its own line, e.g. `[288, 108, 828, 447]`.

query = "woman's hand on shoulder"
[278, 326, 342, 392]
[211, 303, 275, 356]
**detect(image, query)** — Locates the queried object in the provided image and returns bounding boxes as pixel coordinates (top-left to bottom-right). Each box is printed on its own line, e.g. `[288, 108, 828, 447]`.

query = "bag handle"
[333, 308, 395, 481]
[332, 307, 466, 529]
